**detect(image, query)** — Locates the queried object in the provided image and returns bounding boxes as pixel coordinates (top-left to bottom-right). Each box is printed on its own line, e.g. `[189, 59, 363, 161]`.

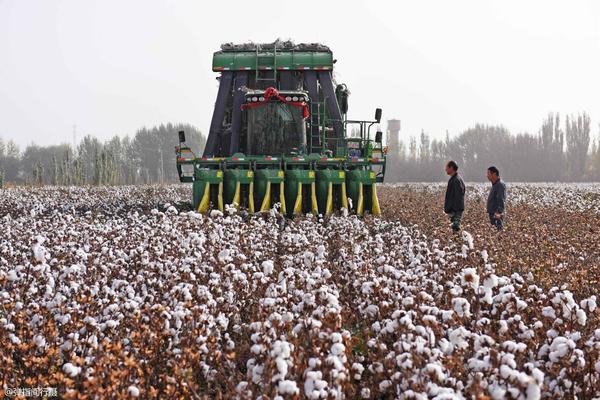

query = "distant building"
[386, 119, 401, 156]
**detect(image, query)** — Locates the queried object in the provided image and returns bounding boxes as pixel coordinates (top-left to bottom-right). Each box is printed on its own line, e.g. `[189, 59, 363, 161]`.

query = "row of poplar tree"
[386, 112, 600, 182]
[0, 123, 205, 186]
[1, 114, 599, 185]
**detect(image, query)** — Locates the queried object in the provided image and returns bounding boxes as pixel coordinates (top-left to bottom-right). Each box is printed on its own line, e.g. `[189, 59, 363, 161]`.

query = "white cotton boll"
[461, 231, 474, 249]
[278, 380, 299, 395]
[316, 245, 325, 259]
[331, 342, 345, 356]
[441, 310, 454, 322]
[361, 388, 370, 398]
[489, 385, 506, 400]
[352, 363, 365, 380]
[460, 268, 480, 289]
[7, 270, 19, 282]
[365, 304, 379, 317]
[210, 209, 223, 218]
[262, 260, 274, 275]
[448, 327, 469, 350]
[526, 382, 541, 400]
[57, 314, 71, 325]
[481, 249, 489, 263]
[576, 309, 587, 326]
[304, 370, 328, 399]
[548, 336, 575, 362]
[303, 251, 315, 267]
[330, 332, 342, 343]
[251, 344, 264, 354]
[218, 249, 231, 263]
[580, 296, 597, 312]
[33, 243, 48, 263]
[262, 297, 276, 307]
[516, 298, 528, 310]
[499, 364, 512, 379]
[361, 282, 374, 294]
[528, 365, 545, 384]
[452, 297, 471, 318]
[128, 385, 140, 397]
[62, 362, 81, 377]
[166, 205, 178, 215]
[236, 381, 249, 393]
[379, 380, 392, 391]
[402, 297, 414, 306]
[483, 274, 498, 289]
[425, 363, 446, 381]
[271, 340, 292, 359]
[308, 358, 321, 368]
[541, 306, 556, 319]
[480, 288, 493, 304]
[60, 340, 73, 351]
[33, 334, 46, 349]
[9, 334, 21, 345]
[502, 340, 527, 353]
[106, 319, 118, 329]
[461, 245, 469, 258]
[275, 358, 288, 380]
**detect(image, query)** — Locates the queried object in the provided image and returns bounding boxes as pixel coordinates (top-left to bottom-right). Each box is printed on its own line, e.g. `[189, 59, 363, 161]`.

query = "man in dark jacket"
[444, 161, 465, 232]
[486, 166, 506, 230]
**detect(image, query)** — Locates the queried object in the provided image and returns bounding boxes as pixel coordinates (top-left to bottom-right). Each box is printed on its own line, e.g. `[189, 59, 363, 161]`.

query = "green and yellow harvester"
[176, 41, 387, 216]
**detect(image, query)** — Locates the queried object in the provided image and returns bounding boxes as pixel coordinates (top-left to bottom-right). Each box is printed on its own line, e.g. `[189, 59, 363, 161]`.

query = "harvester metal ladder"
[255, 45, 277, 88]
[309, 101, 322, 152]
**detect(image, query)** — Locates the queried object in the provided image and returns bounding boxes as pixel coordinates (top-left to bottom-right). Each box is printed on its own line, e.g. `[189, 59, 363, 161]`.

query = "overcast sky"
[1, 0, 599, 148]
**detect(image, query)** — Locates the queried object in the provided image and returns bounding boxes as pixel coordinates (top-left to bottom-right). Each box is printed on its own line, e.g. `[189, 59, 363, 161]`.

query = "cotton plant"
[0, 185, 598, 398]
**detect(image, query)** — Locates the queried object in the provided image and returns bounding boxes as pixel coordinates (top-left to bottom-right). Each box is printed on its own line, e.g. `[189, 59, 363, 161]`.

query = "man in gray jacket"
[486, 166, 506, 230]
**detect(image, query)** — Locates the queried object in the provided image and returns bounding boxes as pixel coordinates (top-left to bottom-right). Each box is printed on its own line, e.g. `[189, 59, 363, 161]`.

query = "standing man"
[486, 166, 506, 230]
[444, 161, 465, 232]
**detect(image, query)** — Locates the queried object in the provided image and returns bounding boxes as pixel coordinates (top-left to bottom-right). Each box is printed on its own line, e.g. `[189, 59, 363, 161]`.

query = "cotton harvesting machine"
[176, 40, 387, 216]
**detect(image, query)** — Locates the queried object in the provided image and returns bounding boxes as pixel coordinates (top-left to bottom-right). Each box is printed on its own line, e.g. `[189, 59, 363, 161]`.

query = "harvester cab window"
[246, 99, 307, 156]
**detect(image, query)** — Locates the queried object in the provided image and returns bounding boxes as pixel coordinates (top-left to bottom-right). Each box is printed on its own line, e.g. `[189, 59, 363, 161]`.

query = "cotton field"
[1, 184, 599, 399]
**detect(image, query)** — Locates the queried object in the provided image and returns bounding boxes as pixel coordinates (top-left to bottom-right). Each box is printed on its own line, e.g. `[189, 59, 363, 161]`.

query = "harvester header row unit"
[176, 40, 387, 216]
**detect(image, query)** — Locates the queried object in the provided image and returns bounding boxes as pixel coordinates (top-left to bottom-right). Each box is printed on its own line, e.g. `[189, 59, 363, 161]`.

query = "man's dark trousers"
[450, 211, 463, 232]
[489, 213, 503, 230]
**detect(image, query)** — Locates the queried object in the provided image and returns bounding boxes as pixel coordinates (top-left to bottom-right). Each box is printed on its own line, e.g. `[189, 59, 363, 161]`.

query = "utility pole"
[159, 146, 164, 184]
